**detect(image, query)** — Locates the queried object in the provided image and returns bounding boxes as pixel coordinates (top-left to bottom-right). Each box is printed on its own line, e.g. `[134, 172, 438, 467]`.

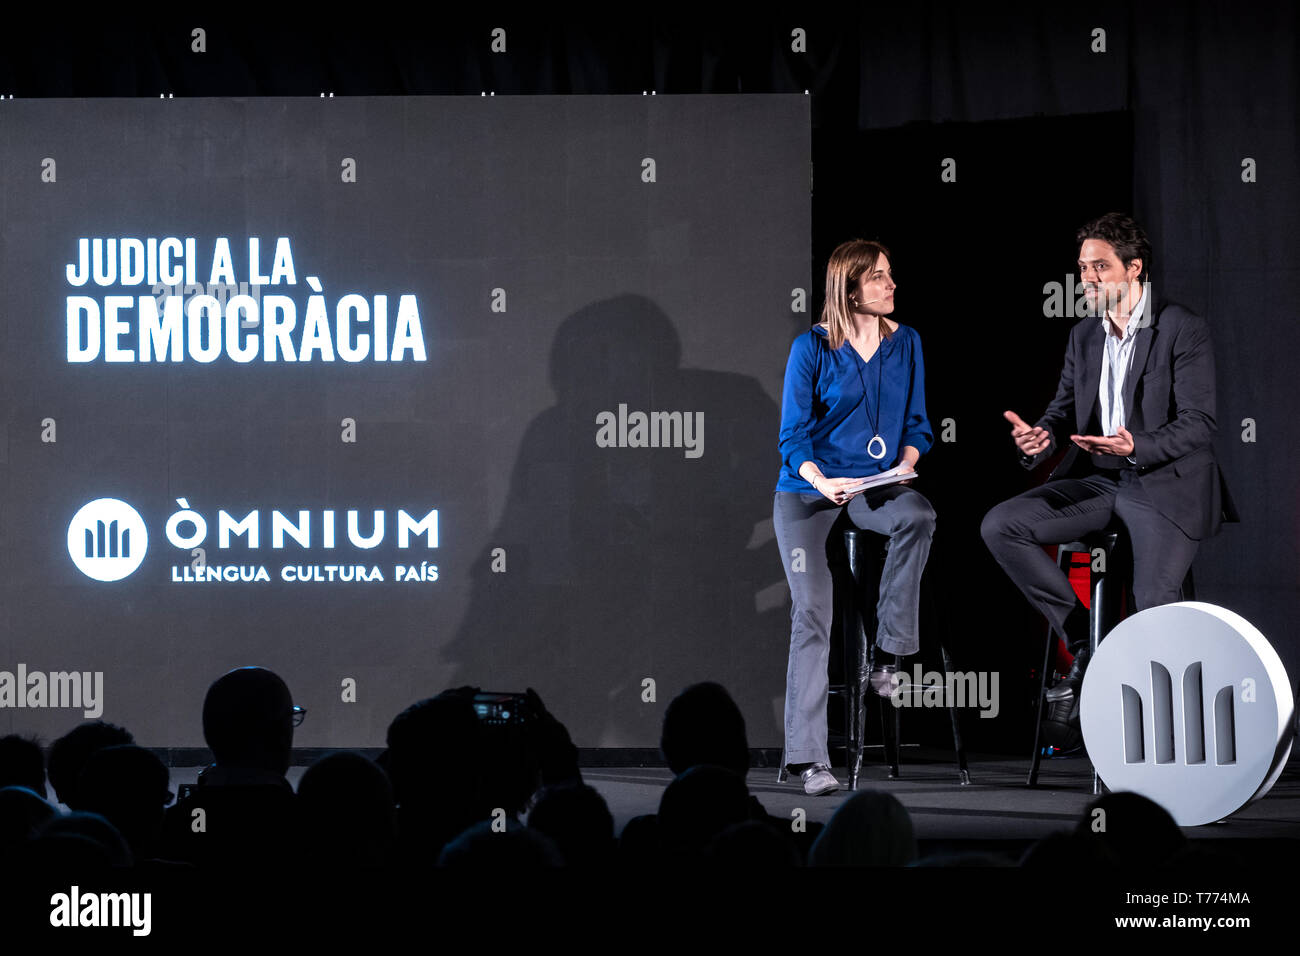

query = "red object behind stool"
[1059, 546, 1093, 668]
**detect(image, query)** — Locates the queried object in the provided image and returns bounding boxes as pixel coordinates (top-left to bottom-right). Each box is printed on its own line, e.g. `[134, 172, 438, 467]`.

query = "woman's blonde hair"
[819, 239, 894, 351]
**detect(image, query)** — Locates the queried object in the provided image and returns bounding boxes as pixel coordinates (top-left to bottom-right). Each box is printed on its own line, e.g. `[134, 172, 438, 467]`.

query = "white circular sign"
[67, 498, 148, 581]
[1080, 602, 1294, 826]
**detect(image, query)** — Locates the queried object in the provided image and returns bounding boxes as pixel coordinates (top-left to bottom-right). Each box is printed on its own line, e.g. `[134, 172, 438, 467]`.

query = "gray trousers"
[979, 469, 1199, 655]
[773, 486, 936, 767]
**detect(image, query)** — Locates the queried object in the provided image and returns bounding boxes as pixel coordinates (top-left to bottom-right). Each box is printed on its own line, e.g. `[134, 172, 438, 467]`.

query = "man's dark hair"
[47, 721, 135, 806]
[1076, 212, 1152, 281]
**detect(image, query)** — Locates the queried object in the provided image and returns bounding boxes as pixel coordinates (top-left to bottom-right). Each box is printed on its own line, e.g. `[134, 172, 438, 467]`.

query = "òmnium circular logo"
[67, 498, 148, 581]
[1080, 602, 1294, 826]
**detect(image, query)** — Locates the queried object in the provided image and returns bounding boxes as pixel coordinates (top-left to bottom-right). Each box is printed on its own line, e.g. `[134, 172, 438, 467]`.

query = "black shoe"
[1043, 680, 1075, 703]
[1045, 690, 1077, 725]
[1042, 693, 1084, 751]
[1044, 652, 1088, 702]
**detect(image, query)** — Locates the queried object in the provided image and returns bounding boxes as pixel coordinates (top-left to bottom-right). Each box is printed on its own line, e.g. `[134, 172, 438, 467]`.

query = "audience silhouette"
[298, 750, 397, 869]
[47, 720, 134, 808]
[0, 786, 57, 860]
[526, 781, 615, 867]
[0, 669, 1248, 875]
[808, 789, 917, 866]
[379, 692, 490, 863]
[621, 681, 825, 864]
[438, 819, 565, 867]
[0, 735, 45, 797]
[77, 745, 172, 862]
[156, 666, 303, 867]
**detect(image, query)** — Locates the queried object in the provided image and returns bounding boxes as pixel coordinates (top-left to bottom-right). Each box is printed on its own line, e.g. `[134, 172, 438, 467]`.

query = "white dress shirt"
[1098, 282, 1147, 463]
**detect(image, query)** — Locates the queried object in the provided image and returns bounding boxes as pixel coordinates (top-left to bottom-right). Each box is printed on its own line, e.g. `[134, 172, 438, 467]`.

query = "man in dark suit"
[981, 212, 1232, 707]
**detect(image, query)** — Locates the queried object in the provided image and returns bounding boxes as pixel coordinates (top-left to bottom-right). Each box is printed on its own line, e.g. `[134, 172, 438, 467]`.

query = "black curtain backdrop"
[2, 3, 1296, 753]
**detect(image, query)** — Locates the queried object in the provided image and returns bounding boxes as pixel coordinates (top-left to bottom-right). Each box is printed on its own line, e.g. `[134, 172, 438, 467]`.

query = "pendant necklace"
[854, 334, 887, 460]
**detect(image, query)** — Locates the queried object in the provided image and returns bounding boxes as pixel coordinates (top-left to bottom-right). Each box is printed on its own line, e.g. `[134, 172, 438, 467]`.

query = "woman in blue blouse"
[775, 239, 936, 795]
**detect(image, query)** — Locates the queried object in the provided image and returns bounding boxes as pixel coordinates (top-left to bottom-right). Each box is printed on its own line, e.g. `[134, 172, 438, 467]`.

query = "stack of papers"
[842, 466, 916, 494]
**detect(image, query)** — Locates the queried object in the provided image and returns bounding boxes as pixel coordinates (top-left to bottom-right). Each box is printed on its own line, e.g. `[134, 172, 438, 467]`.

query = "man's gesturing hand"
[1005, 410, 1050, 457]
[1070, 425, 1134, 456]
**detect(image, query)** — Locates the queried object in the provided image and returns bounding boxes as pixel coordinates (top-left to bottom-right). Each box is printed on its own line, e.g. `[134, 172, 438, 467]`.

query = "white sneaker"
[800, 763, 841, 796]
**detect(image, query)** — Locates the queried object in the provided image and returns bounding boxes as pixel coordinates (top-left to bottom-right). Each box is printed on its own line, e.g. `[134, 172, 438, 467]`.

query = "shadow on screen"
[441, 294, 789, 749]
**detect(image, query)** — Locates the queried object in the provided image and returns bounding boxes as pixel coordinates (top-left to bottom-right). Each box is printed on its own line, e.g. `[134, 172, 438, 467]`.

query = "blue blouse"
[776, 323, 933, 493]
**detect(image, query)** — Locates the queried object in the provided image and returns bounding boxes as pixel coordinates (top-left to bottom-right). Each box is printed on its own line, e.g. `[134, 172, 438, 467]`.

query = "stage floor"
[582, 749, 1300, 858]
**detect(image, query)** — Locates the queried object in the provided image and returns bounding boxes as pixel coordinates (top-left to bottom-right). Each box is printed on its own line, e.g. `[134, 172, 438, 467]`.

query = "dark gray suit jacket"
[1020, 287, 1235, 540]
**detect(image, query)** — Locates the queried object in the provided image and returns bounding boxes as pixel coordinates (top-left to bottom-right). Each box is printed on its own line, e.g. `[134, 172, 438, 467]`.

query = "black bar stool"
[1026, 525, 1195, 790]
[779, 526, 970, 788]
